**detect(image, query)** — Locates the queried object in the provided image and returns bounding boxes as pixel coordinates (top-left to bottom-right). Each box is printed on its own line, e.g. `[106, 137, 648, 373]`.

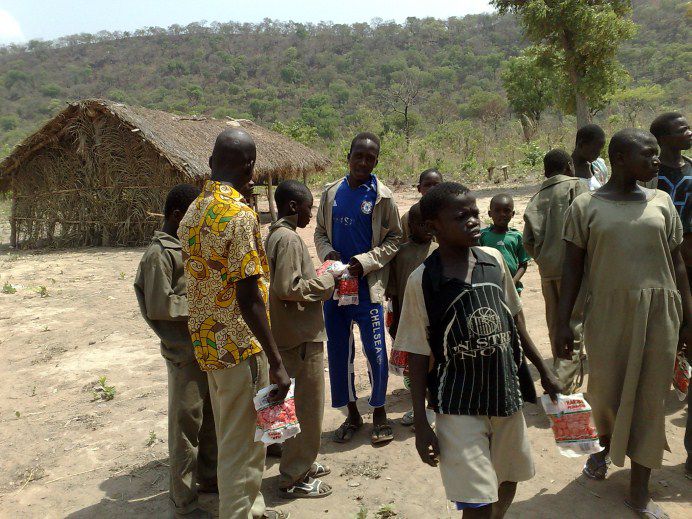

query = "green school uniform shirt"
[479, 227, 530, 292]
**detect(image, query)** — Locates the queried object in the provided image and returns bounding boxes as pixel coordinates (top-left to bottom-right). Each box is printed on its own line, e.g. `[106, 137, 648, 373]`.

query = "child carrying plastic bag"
[254, 379, 300, 445]
[541, 393, 601, 457]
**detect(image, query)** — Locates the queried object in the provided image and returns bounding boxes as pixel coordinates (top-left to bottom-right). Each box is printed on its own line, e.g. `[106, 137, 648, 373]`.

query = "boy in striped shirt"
[394, 183, 561, 518]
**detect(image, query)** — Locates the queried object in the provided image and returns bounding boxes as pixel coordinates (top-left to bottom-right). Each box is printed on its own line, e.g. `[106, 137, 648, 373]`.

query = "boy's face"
[619, 134, 660, 183]
[430, 194, 481, 248]
[418, 172, 442, 196]
[295, 195, 314, 229]
[661, 117, 692, 152]
[488, 199, 514, 229]
[347, 139, 379, 183]
[409, 210, 433, 244]
[579, 138, 606, 162]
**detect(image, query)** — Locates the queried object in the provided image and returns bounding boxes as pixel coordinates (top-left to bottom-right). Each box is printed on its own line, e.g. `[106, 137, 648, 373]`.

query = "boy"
[134, 184, 217, 519]
[314, 132, 402, 445]
[572, 124, 609, 190]
[650, 112, 692, 479]
[265, 180, 339, 499]
[394, 182, 561, 518]
[386, 203, 438, 426]
[523, 149, 588, 394]
[479, 194, 530, 293]
[401, 168, 443, 242]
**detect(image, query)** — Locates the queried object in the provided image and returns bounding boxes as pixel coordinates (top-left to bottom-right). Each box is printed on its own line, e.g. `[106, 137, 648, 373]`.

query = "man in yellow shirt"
[179, 128, 290, 519]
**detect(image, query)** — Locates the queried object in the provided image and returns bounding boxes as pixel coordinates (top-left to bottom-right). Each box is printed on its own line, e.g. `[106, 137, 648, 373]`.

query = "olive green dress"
[563, 190, 683, 469]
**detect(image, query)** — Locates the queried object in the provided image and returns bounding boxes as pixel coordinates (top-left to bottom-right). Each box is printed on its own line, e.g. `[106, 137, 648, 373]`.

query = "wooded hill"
[0, 0, 689, 156]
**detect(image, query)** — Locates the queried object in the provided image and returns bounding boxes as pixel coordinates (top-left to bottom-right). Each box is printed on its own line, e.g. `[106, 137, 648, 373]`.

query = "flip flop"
[280, 477, 333, 499]
[582, 453, 610, 480]
[333, 418, 363, 443]
[307, 461, 331, 478]
[624, 499, 670, 519]
[371, 423, 394, 444]
[262, 510, 291, 519]
[401, 410, 415, 426]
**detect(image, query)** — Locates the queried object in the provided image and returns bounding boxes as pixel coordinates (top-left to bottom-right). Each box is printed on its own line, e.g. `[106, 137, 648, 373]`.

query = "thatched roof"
[0, 98, 330, 189]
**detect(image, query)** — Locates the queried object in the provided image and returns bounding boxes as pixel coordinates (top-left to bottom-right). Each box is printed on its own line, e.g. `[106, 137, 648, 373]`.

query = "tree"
[492, 0, 636, 128]
[382, 76, 421, 149]
[501, 49, 556, 141]
[611, 84, 665, 126]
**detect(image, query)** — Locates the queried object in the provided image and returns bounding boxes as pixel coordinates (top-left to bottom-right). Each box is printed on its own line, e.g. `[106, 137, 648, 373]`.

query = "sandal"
[279, 477, 333, 499]
[401, 410, 415, 426]
[624, 499, 670, 519]
[333, 417, 363, 443]
[582, 453, 611, 480]
[263, 510, 291, 519]
[371, 423, 394, 444]
[307, 461, 331, 478]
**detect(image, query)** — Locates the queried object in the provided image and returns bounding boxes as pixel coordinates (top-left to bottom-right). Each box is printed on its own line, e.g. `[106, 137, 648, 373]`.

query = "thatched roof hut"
[0, 99, 330, 248]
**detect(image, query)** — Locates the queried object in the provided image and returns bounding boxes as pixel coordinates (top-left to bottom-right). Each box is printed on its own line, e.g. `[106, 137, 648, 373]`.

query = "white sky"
[0, 1, 494, 43]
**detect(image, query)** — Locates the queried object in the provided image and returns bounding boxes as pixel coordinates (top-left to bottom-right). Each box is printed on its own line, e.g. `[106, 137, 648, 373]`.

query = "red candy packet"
[389, 348, 409, 376]
[541, 393, 602, 458]
[254, 379, 300, 445]
[336, 274, 359, 306]
[673, 352, 691, 401]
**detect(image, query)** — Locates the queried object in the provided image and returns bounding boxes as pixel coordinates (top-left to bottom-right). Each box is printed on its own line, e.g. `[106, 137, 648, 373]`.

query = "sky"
[0, 0, 494, 44]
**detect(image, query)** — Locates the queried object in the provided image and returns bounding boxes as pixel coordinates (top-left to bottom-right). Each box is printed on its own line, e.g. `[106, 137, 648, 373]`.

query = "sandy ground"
[0, 182, 690, 519]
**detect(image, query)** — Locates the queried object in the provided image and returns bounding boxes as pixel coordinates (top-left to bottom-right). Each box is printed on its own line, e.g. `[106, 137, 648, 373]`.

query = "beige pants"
[278, 342, 325, 488]
[166, 358, 218, 516]
[541, 278, 586, 394]
[208, 353, 269, 519]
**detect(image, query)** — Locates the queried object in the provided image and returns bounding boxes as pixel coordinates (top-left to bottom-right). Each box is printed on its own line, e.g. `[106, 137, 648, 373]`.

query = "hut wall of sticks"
[0, 99, 330, 248]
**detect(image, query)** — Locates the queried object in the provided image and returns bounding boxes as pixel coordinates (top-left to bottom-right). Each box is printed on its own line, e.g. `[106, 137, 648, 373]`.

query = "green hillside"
[0, 0, 689, 181]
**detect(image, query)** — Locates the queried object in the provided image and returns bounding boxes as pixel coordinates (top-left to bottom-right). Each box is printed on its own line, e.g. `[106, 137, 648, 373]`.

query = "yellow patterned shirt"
[178, 180, 269, 371]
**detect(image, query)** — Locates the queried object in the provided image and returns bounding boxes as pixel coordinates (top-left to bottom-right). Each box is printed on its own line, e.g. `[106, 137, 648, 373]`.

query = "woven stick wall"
[12, 109, 186, 247]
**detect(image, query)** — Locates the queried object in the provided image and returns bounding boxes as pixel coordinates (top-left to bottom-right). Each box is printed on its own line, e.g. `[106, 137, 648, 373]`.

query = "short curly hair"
[164, 184, 201, 218]
[420, 182, 471, 221]
[349, 132, 381, 154]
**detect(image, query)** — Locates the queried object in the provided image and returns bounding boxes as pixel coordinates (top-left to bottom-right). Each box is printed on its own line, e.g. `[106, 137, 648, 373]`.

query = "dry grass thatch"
[0, 99, 330, 248]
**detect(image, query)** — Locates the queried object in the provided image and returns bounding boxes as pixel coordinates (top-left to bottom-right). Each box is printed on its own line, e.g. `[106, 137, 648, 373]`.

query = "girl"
[555, 128, 692, 519]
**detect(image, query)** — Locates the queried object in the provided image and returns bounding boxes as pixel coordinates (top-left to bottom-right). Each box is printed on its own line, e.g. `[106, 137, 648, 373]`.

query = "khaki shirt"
[265, 215, 335, 350]
[134, 231, 195, 364]
[523, 175, 588, 280]
[314, 176, 402, 304]
[179, 180, 269, 371]
[386, 240, 438, 310]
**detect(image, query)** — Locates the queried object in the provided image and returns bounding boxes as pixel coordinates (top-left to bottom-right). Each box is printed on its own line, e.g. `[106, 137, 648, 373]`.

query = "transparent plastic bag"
[254, 379, 300, 445]
[541, 393, 601, 458]
[389, 348, 409, 376]
[316, 260, 348, 278]
[335, 273, 359, 306]
[673, 352, 691, 401]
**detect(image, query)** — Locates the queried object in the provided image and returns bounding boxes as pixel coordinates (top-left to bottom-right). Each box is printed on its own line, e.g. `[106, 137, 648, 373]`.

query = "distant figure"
[314, 132, 402, 445]
[572, 124, 608, 190]
[178, 128, 290, 519]
[555, 129, 692, 519]
[400, 168, 443, 242]
[523, 149, 588, 394]
[134, 184, 217, 519]
[479, 194, 530, 293]
[265, 180, 339, 499]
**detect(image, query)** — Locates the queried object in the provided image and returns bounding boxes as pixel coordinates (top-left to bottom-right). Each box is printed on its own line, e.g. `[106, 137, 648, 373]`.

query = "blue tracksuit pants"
[324, 298, 388, 408]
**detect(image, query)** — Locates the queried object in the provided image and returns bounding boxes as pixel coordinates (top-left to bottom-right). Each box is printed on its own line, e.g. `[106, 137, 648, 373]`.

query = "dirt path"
[0, 183, 689, 519]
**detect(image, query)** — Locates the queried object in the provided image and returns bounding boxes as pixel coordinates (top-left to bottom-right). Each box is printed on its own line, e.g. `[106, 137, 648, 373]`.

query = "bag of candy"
[673, 352, 691, 401]
[541, 393, 601, 458]
[316, 259, 348, 278]
[254, 379, 300, 445]
[335, 273, 359, 306]
[389, 348, 409, 376]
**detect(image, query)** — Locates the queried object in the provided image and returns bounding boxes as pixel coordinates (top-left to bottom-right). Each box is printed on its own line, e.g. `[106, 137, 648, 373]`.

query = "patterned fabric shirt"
[178, 180, 269, 371]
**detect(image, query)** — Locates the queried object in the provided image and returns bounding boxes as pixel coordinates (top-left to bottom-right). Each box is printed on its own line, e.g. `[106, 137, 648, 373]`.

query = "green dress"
[563, 190, 683, 469]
